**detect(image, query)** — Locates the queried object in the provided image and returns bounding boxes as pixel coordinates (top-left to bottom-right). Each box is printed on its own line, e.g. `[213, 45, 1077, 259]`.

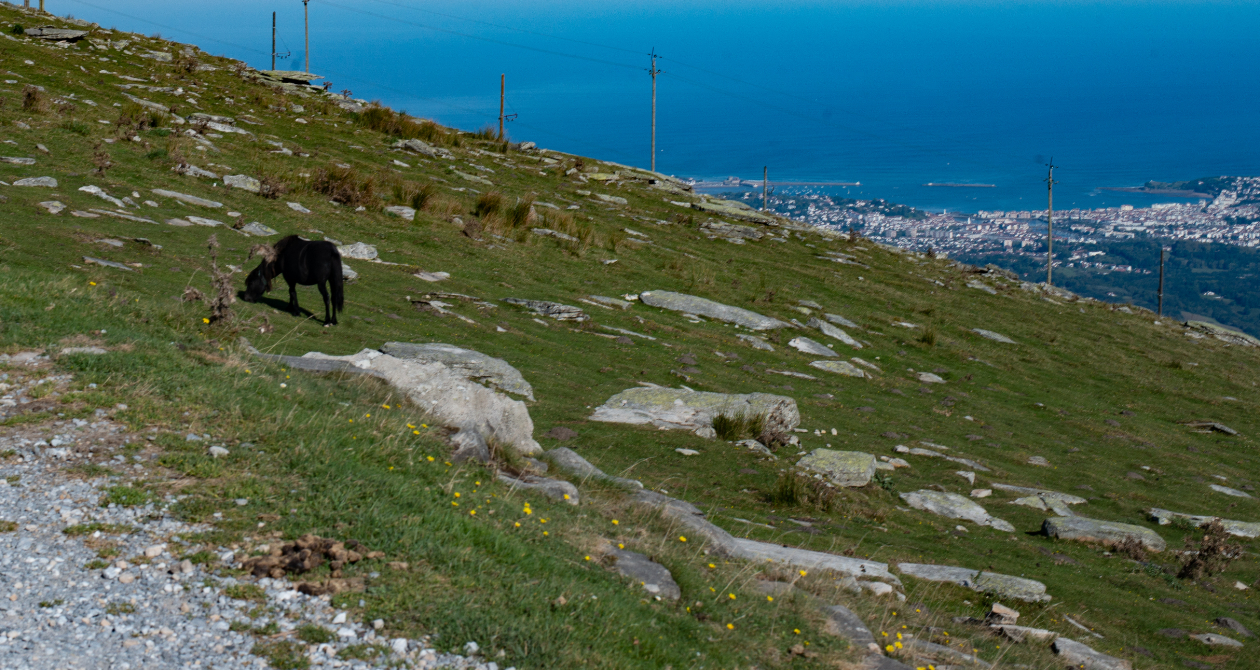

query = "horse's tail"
[330, 251, 345, 315]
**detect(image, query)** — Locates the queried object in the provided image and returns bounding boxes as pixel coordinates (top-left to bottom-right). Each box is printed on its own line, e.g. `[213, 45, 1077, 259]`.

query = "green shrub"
[224, 584, 267, 602]
[297, 624, 336, 644]
[918, 326, 937, 347]
[9, 24, 24, 35]
[473, 191, 503, 218]
[0, 520, 16, 533]
[59, 119, 90, 136]
[251, 640, 309, 670]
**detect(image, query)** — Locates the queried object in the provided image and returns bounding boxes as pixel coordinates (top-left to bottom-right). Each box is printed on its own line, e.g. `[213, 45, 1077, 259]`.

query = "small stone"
[287, 202, 312, 214]
[986, 602, 1020, 625]
[1235, 581, 1250, 590]
[373, 619, 385, 630]
[209, 446, 229, 458]
[1216, 617, 1254, 638]
[917, 372, 945, 384]
[675, 448, 699, 456]
[1125, 471, 1145, 480]
[1027, 456, 1050, 466]
[956, 471, 975, 485]
[38, 201, 66, 214]
[391, 638, 409, 654]
[1190, 633, 1243, 647]
[332, 612, 347, 624]
[118, 572, 135, 584]
[144, 544, 165, 558]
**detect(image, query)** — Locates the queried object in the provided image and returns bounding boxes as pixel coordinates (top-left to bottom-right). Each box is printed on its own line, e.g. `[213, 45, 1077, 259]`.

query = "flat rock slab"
[1149, 508, 1260, 538]
[807, 317, 862, 348]
[338, 242, 378, 260]
[902, 638, 992, 668]
[797, 449, 876, 487]
[973, 328, 1016, 344]
[821, 604, 878, 652]
[1210, 484, 1252, 498]
[737, 334, 774, 351]
[240, 222, 278, 237]
[608, 549, 680, 600]
[1191, 633, 1243, 647]
[287, 347, 541, 456]
[502, 298, 588, 321]
[639, 290, 789, 330]
[1043, 516, 1165, 552]
[993, 624, 1057, 642]
[587, 295, 632, 310]
[381, 342, 534, 401]
[496, 473, 578, 505]
[1051, 638, 1133, 670]
[83, 257, 133, 271]
[0, 156, 36, 165]
[385, 206, 416, 221]
[14, 176, 57, 187]
[901, 447, 991, 472]
[1013, 495, 1076, 517]
[152, 189, 222, 208]
[992, 483, 1087, 504]
[788, 337, 838, 357]
[897, 563, 1050, 603]
[1215, 617, 1254, 638]
[810, 360, 867, 377]
[900, 490, 1014, 531]
[224, 174, 261, 193]
[589, 386, 799, 438]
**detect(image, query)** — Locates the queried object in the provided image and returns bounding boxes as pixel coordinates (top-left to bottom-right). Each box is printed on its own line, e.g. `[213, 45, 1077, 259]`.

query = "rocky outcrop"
[589, 386, 798, 438]
[496, 473, 578, 505]
[897, 563, 1051, 603]
[797, 449, 876, 487]
[639, 290, 790, 330]
[1148, 509, 1260, 538]
[502, 298, 588, 322]
[900, 490, 1015, 531]
[1042, 517, 1165, 552]
[381, 342, 534, 400]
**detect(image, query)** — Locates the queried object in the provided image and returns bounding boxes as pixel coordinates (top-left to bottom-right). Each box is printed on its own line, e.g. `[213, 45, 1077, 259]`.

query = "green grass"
[296, 624, 336, 644]
[105, 602, 136, 615]
[0, 521, 16, 533]
[0, 8, 1256, 668]
[223, 584, 268, 603]
[101, 484, 151, 507]
[62, 522, 133, 536]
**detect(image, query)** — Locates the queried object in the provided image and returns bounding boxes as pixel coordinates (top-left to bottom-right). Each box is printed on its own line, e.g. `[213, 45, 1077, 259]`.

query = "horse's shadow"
[238, 291, 317, 320]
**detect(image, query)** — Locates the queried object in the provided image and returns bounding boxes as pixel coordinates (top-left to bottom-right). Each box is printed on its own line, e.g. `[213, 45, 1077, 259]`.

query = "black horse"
[242, 235, 345, 325]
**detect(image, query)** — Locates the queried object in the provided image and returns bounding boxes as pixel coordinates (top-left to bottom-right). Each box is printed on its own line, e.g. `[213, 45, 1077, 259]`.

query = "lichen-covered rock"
[1149, 508, 1260, 538]
[797, 449, 875, 487]
[1051, 638, 1133, 670]
[240, 222, 278, 237]
[809, 360, 867, 377]
[897, 564, 1051, 603]
[502, 298, 588, 321]
[639, 290, 789, 330]
[1042, 516, 1165, 552]
[807, 317, 862, 348]
[788, 336, 838, 357]
[589, 386, 798, 438]
[381, 342, 534, 400]
[900, 490, 1014, 531]
[338, 242, 378, 261]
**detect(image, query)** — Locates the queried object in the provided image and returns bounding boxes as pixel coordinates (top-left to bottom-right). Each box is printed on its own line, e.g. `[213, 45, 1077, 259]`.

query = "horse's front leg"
[288, 282, 300, 316]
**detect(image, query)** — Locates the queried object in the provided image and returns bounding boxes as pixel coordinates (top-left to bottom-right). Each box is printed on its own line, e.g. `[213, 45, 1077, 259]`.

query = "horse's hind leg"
[317, 281, 335, 325]
[288, 282, 301, 317]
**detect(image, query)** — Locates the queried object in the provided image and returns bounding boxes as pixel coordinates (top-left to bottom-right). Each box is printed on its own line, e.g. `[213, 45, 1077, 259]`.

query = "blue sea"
[49, 0, 1260, 213]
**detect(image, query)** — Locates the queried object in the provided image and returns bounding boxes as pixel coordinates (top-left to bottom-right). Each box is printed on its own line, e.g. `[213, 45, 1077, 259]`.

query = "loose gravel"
[0, 355, 511, 670]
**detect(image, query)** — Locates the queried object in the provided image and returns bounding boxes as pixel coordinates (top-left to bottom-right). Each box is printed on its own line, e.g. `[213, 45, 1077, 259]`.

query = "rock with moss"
[897, 563, 1051, 603]
[1051, 638, 1132, 670]
[639, 290, 790, 330]
[796, 449, 876, 487]
[1148, 508, 1260, 538]
[809, 360, 867, 378]
[900, 490, 1015, 531]
[807, 317, 862, 348]
[381, 342, 534, 401]
[588, 386, 798, 438]
[1042, 516, 1166, 552]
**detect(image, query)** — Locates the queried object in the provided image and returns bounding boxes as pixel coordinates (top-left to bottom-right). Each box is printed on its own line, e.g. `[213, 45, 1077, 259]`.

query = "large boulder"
[1050, 638, 1132, 670]
[1042, 516, 1165, 552]
[897, 563, 1051, 603]
[797, 449, 876, 487]
[381, 342, 534, 401]
[1148, 508, 1260, 538]
[589, 386, 799, 438]
[639, 290, 789, 330]
[290, 348, 541, 456]
[900, 490, 1014, 531]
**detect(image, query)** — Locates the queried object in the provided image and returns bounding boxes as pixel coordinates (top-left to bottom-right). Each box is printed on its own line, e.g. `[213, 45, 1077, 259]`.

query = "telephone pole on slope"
[1045, 159, 1058, 286]
[272, 12, 277, 70]
[1158, 246, 1168, 317]
[648, 49, 662, 173]
[499, 74, 505, 140]
[762, 166, 769, 212]
[302, 0, 310, 74]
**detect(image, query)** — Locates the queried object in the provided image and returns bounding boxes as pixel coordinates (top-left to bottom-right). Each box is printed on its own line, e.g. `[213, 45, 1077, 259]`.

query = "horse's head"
[241, 260, 272, 302]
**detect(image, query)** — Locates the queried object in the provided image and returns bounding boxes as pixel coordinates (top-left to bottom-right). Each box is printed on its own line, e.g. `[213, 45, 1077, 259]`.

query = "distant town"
[720, 176, 1260, 273]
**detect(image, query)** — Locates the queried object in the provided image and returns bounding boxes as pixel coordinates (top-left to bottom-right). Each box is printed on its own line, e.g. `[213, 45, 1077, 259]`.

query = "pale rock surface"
[589, 386, 798, 438]
[1042, 516, 1166, 552]
[1148, 508, 1260, 538]
[810, 360, 867, 377]
[796, 449, 876, 487]
[639, 290, 790, 330]
[806, 317, 862, 348]
[900, 489, 1014, 531]
[381, 342, 534, 400]
[789, 337, 838, 357]
[897, 563, 1051, 603]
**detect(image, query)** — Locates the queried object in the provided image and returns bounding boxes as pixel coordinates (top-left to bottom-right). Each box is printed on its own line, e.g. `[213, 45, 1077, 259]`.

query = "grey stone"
[807, 317, 862, 348]
[173, 163, 217, 179]
[900, 490, 1014, 531]
[587, 295, 633, 310]
[737, 334, 774, 351]
[825, 313, 860, 329]
[82, 257, 133, 271]
[385, 206, 416, 221]
[972, 328, 1016, 344]
[737, 439, 774, 456]
[1042, 516, 1166, 552]
[545, 447, 642, 489]
[821, 604, 878, 653]
[903, 447, 991, 472]
[496, 473, 578, 505]
[503, 298, 588, 321]
[690, 198, 776, 224]
[208, 446, 229, 458]
[381, 342, 534, 400]
[594, 193, 628, 205]
[608, 549, 680, 599]
[186, 216, 224, 227]
[1215, 617, 1254, 638]
[1027, 455, 1051, 466]
[809, 360, 867, 378]
[151, 188, 221, 208]
[991, 483, 1087, 504]
[1210, 484, 1252, 498]
[14, 176, 57, 187]
[415, 271, 450, 282]
[338, 242, 378, 261]
[392, 138, 451, 158]
[1190, 633, 1243, 647]
[25, 27, 90, 41]
[60, 347, 107, 355]
[917, 372, 946, 384]
[796, 449, 876, 487]
[966, 279, 998, 295]
[240, 222, 278, 237]
[788, 337, 838, 357]
[532, 227, 578, 242]
[986, 602, 1019, 625]
[1148, 509, 1260, 538]
[902, 638, 993, 668]
[38, 200, 65, 214]
[992, 625, 1057, 643]
[897, 563, 1051, 603]
[589, 386, 799, 438]
[224, 174, 261, 193]
[341, 263, 358, 282]
[1051, 638, 1132, 670]
[1183, 420, 1239, 435]
[639, 290, 790, 330]
[0, 156, 35, 165]
[699, 219, 764, 241]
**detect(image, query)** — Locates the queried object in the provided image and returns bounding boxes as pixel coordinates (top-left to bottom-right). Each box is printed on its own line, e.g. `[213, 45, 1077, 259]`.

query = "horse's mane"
[272, 235, 301, 257]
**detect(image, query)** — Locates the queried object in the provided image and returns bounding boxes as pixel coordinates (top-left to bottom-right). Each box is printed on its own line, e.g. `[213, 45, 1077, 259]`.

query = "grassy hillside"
[1, 6, 1258, 669]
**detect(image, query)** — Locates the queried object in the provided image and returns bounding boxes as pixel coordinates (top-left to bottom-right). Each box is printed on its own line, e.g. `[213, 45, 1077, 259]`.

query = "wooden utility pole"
[39, 0, 43, 12]
[762, 166, 769, 212]
[1045, 160, 1058, 285]
[499, 74, 505, 140]
[1158, 246, 1167, 316]
[272, 12, 277, 70]
[648, 49, 661, 172]
[302, 0, 310, 74]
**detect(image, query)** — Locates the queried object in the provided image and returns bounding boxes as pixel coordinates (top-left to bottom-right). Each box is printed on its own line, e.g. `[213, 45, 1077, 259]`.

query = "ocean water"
[50, 0, 1260, 213]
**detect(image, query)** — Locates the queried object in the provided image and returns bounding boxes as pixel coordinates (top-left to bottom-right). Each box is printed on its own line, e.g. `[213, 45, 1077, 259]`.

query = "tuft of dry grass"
[21, 85, 48, 113]
[311, 164, 379, 209]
